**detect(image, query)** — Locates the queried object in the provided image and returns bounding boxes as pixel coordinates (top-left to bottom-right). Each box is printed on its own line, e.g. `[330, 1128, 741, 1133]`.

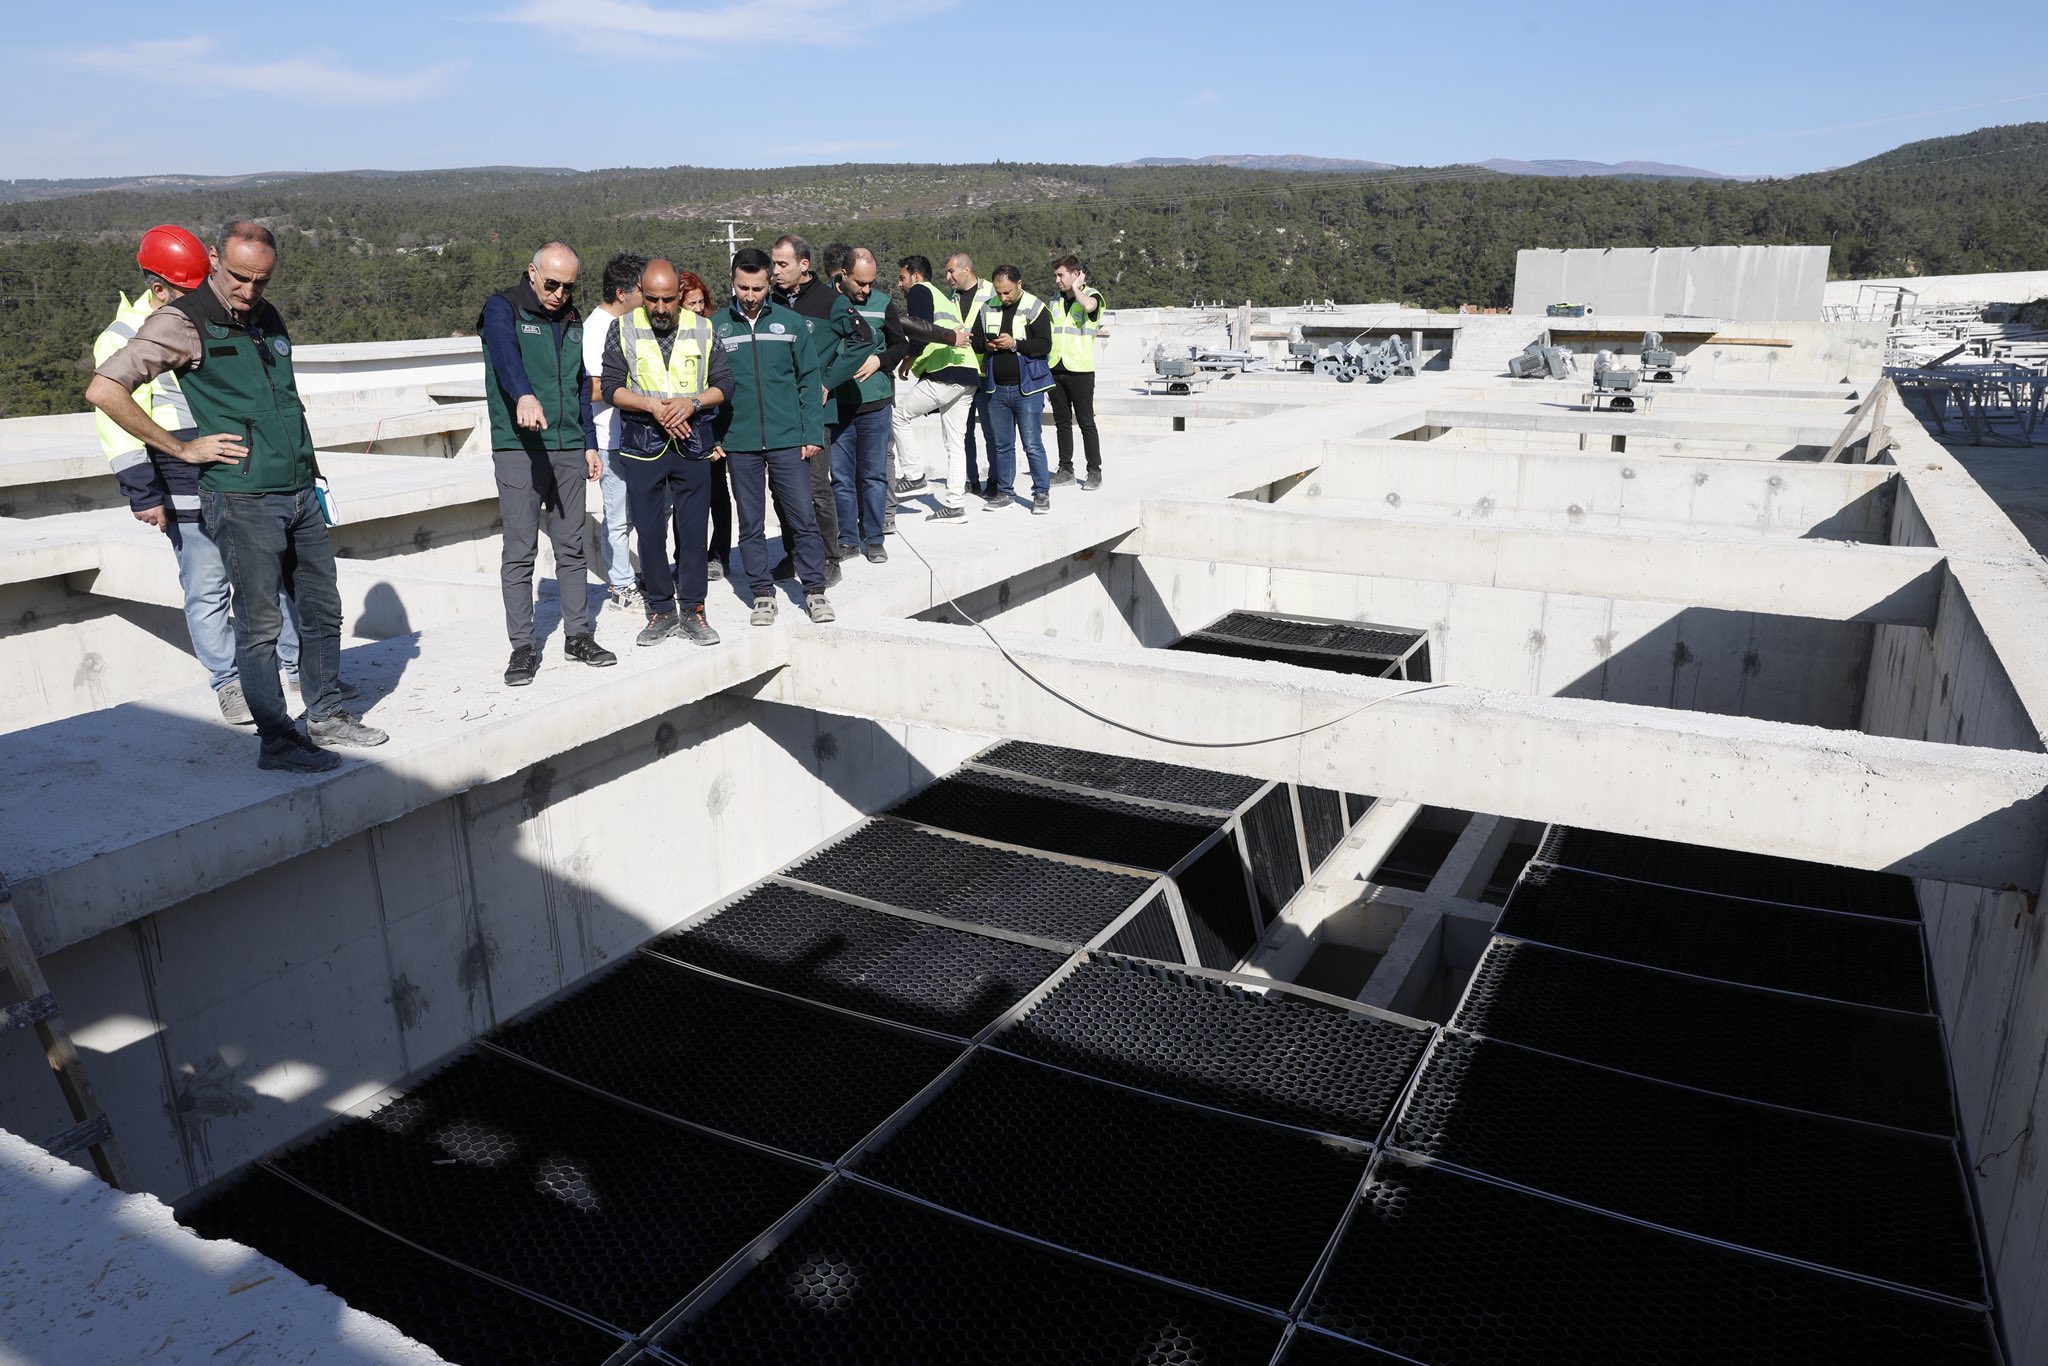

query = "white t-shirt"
[583, 308, 624, 451]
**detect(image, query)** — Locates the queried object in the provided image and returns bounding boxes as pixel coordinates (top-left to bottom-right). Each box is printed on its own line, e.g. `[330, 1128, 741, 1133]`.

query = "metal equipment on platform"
[1585, 350, 1647, 413]
[1292, 333, 1417, 384]
[1507, 338, 1578, 380]
[1640, 331, 1690, 383]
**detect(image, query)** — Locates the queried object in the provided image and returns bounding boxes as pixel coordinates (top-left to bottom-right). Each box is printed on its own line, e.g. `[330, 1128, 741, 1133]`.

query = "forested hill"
[4, 123, 2045, 416]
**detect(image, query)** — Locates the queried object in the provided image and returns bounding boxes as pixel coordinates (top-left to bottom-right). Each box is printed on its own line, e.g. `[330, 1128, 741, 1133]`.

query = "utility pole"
[710, 219, 753, 263]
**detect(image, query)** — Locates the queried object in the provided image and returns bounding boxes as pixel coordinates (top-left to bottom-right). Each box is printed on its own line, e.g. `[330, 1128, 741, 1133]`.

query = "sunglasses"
[539, 277, 577, 294]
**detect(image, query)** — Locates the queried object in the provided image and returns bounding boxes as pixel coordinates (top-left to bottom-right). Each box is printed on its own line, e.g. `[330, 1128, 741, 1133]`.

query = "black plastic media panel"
[1169, 610, 1432, 682]
[1099, 890, 1185, 963]
[1533, 825, 1921, 920]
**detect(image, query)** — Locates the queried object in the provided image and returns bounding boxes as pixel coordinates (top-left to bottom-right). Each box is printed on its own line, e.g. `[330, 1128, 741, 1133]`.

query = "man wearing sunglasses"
[479, 241, 617, 687]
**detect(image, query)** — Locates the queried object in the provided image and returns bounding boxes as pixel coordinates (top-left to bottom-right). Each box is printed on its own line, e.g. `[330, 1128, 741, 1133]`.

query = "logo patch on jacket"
[519, 323, 543, 335]
[769, 323, 786, 334]
[270, 337, 290, 357]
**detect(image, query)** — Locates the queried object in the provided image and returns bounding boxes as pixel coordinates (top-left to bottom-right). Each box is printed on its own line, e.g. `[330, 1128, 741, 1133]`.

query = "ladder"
[0, 875, 129, 1189]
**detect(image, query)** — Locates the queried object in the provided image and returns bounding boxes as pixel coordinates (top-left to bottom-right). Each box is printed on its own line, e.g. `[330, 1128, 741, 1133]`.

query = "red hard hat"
[136, 224, 209, 291]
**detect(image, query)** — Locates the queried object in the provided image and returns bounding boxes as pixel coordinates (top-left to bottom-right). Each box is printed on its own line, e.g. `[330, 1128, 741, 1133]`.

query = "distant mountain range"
[0, 167, 580, 204]
[1118, 153, 1751, 181]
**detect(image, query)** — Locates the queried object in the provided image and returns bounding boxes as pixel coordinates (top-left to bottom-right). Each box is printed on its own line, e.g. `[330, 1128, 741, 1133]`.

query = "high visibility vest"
[979, 289, 1054, 396]
[1049, 288, 1103, 373]
[910, 279, 994, 378]
[616, 306, 716, 459]
[93, 292, 196, 486]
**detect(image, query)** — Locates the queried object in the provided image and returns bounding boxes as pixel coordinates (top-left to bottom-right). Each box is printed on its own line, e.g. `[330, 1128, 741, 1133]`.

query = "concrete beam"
[1427, 814, 1519, 901]
[1424, 404, 1849, 450]
[767, 619, 2048, 890]
[1126, 496, 1947, 627]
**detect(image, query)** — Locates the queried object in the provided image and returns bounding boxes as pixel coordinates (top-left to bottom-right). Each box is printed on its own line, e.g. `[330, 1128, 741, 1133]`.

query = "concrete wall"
[0, 575, 210, 730]
[0, 692, 984, 1200]
[1513, 247, 1831, 321]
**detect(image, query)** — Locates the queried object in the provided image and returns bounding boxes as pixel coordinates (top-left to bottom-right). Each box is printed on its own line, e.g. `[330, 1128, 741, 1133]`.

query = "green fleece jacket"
[709, 299, 826, 452]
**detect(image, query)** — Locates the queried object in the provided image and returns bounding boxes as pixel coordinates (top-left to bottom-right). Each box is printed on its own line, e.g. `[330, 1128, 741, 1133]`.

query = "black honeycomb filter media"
[1001, 955, 1430, 1140]
[1393, 1033, 1987, 1303]
[1498, 864, 1929, 1011]
[1535, 826, 1919, 920]
[182, 1166, 625, 1366]
[888, 769, 1224, 873]
[789, 815, 1156, 943]
[1198, 611, 1424, 659]
[1342, 794, 1374, 827]
[1453, 940, 1956, 1135]
[1170, 631, 1398, 678]
[1298, 787, 1347, 870]
[1177, 834, 1261, 970]
[1305, 1160, 1996, 1366]
[648, 879, 1065, 1037]
[665, 1180, 1285, 1365]
[267, 1052, 821, 1331]
[1243, 785, 1306, 925]
[975, 740, 1264, 811]
[1101, 892, 1187, 964]
[490, 957, 962, 1162]
[858, 1049, 1367, 1311]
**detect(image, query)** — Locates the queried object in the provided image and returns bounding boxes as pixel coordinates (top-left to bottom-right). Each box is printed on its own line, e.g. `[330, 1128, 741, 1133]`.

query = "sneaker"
[306, 711, 389, 748]
[504, 645, 539, 687]
[863, 544, 887, 564]
[806, 594, 837, 624]
[750, 596, 779, 626]
[1050, 467, 1076, 487]
[926, 504, 967, 523]
[772, 554, 796, 581]
[705, 557, 726, 583]
[609, 585, 643, 610]
[258, 732, 342, 774]
[1032, 492, 1051, 516]
[837, 542, 860, 559]
[982, 490, 1010, 511]
[564, 633, 618, 667]
[891, 475, 928, 501]
[637, 611, 678, 647]
[680, 607, 721, 646]
[216, 681, 254, 726]
[1081, 472, 1102, 491]
[824, 559, 843, 588]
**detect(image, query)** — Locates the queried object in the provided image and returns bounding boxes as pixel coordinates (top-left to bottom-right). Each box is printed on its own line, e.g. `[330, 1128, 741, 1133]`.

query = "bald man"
[479, 241, 616, 686]
[601, 259, 732, 648]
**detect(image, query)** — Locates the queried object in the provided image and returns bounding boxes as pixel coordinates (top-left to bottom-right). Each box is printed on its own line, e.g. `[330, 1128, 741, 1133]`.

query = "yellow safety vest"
[618, 306, 714, 398]
[1049, 288, 1103, 373]
[911, 279, 995, 378]
[93, 292, 195, 482]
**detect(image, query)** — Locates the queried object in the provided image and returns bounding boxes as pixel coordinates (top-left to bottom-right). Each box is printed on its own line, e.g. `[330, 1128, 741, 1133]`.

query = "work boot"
[306, 711, 389, 748]
[680, 606, 721, 646]
[705, 556, 726, 583]
[892, 475, 927, 500]
[806, 594, 837, 624]
[926, 505, 967, 524]
[1050, 467, 1076, 487]
[564, 633, 617, 667]
[1081, 471, 1102, 491]
[216, 681, 254, 726]
[258, 731, 342, 774]
[750, 596, 779, 626]
[637, 611, 678, 646]
[504, 645, 539, 687]
[1032, 492, 1051, 516]
[863, 544, 887, 564]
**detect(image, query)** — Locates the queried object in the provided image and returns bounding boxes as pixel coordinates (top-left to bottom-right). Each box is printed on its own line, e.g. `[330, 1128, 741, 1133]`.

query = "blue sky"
[8, 0, 2047, 180]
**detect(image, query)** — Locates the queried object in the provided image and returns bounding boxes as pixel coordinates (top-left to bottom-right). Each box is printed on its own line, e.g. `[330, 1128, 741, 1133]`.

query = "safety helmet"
[135, 224, 210, 291]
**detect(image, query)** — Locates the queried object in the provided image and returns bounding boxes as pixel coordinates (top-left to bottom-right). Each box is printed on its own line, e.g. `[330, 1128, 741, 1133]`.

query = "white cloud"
[74, 39, 464, 105]
[500, 0, 954, 51]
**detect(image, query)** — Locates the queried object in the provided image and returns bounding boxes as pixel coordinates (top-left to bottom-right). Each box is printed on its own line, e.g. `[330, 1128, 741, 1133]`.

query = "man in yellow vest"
[92, 224, 304, 725]
[598, 259, 733, 648]
[887, 254, 979, 521]
[1047, 255, 1105, 490]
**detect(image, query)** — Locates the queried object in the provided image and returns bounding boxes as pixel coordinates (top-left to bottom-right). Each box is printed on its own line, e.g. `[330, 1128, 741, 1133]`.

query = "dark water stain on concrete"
[1741, 650, 1763, 677]
[458, 929, 497, 995]
[813, 730, 840, 764]
[707, 770, 735, 818]
[520, 762, 557, 819]
[387, 973, 428, 1031]
[1671, 641, 1696, 670]
[655, 720, 680, 758]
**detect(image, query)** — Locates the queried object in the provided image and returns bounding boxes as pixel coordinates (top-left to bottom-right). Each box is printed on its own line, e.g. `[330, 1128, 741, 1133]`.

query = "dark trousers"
[730, 447, 826, 597]
[1048, 367, 1101, 475]
[708, 455, 732, 564]
[494, 448, 591, 648]
[618, 450, 711, 614]
[962, 388, 995, 488]
[829, 405, 892, 548]
[199, 487, 344, 742]
[807, 414, 841, 562]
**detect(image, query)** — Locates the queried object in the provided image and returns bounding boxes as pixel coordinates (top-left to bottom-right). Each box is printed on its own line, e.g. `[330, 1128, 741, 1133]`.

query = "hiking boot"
[892, 475, 928, 501]
[609, 585, 643, 610]
[863, 544, 887, 564]
[504, 645, 539, 687]
[1032, 492, 1051, 516]
[1081, 471, 1102, 491]
[637, 611, 678, 646]
[750, 596, 779, 626]
[806, 594, 837, 624]
[680, 607, 721, 646]
[926, 504, 967, 523]
[258, 731, 342, 774]
[306, 711, 389, 748]
[824, 558, 843, 588]
[564, 633, 617, 667]
[705, 556, 726, 582]
[216, 681, 254, 726]
[1050, 467, 1076, 487]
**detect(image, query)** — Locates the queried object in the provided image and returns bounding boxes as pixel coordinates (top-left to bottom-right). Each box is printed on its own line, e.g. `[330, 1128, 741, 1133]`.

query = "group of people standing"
[84, 219, 1104, 771]
[482, 234, 1107, 686]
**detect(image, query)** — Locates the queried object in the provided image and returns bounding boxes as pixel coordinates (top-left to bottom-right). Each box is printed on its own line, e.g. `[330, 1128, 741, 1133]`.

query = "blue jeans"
[598, 451, 635, 593]
[829, 405, 892, 548]
[729, 447, 825, 597]
[985, 384, 1050, 499]
[199, 488, 344, 740]
[165, 517, 301, 690]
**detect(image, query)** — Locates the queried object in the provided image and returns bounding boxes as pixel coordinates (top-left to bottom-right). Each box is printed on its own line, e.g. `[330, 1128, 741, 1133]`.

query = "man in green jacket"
[712, 248, 835, 626]
[87, 219, 386, 773]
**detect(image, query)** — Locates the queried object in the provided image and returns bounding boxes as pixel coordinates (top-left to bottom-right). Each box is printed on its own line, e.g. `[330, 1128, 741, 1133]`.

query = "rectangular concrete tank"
[1513, 246, 1830, 320]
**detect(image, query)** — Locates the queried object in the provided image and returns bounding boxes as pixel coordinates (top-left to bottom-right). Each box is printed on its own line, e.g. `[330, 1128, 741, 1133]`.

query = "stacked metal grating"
[175, 781, 2002, 1362]
[1168, 609, 1432, 681]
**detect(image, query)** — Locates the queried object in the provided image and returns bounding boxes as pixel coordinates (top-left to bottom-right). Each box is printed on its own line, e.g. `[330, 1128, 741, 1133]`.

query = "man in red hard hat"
[91, 224, 313, 727]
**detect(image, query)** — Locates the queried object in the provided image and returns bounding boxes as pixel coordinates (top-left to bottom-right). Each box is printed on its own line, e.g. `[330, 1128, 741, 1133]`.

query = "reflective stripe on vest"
[1049, 289, 1102, 373]
[909, 280, 973, 378]
[617, 307, 714, 398]
[93, 292, 196, 465]
[979, 289, 1047, 339]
